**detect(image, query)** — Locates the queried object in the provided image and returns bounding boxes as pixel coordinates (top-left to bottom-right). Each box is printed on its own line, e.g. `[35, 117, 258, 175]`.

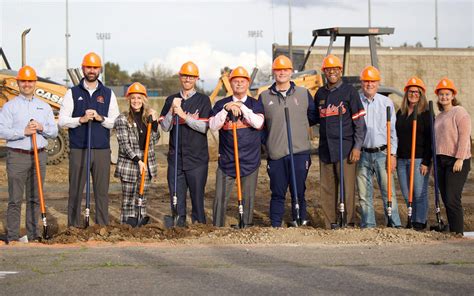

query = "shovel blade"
[164, 215, 183, 228]
[42, 225, 51, 240]
[430, 222, 448, 232]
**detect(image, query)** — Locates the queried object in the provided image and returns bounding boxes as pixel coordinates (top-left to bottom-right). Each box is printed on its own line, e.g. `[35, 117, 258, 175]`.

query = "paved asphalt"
[0, 240, 473, 295]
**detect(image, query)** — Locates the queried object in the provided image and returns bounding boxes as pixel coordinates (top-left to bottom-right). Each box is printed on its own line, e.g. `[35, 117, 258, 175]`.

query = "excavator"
[210, 27, 402, 103]
[0, 29, 78, 165]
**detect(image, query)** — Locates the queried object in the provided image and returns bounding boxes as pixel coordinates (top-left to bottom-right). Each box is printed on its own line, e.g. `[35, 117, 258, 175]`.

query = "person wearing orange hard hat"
[159, 61, 212, 226]
[314, 54, 367, 229]
[114, 82, 160, 224]
[209, 66, 264, 227]
[357, 65, 401, 228]
[395, 76, 432, 230]
[259, 55, 318, 227]
[434, 78, 471, 235]
[58, 52, 120, 227]
[0, 66, 58, 243]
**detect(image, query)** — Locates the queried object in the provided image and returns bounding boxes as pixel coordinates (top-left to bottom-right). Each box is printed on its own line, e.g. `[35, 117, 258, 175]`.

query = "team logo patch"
[77, 96, 84, 101]
[96, 96, 105, 103]
[293, 97, 299, 106]
[268, 101, 274, 106]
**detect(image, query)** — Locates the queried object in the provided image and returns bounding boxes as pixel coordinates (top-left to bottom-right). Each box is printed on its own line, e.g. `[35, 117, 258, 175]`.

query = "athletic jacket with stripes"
[314, 81, 367, 164]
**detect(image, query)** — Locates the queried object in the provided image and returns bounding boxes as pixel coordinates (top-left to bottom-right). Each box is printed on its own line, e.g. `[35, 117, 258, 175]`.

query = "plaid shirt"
[114, 113, 159, 182]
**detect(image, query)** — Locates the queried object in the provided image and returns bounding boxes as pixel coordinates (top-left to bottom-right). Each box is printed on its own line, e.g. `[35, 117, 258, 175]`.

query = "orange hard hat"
[321, 54, 342, 70]
[82, 52, 102, 67]
[229, 66, 250, 81]
[272, 55, 293, 70]
[435, 77, 457, 95]
[16, 65, 37, 81]
[404, 76, 426, 93]
[179, 61, 199, 77]
[126, 82, 147, 97]
[360, 65, 381, 81]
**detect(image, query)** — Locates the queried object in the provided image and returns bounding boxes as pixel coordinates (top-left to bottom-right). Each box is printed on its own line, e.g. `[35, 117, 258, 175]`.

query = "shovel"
[31, 129, 50, 240]
[428, 101, 448, 232]
[386, 107, 395, 227]
[164, 114, 181, 228]
[126, 115, 153, 227]
[229, 113, 245, 229]
[406, 104, 418, 229]
[84, 120, 92, 228]
[284, 106, 303, 227]
[331, 106, 347, 229]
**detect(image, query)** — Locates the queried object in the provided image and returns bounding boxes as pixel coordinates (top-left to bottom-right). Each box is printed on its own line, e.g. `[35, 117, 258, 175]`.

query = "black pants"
[167, 162, 208, 224]
[437, 156, 470, 234]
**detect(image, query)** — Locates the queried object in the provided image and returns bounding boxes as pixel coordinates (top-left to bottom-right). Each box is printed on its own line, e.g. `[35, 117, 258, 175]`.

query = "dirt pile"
[47, 224, 456, 245]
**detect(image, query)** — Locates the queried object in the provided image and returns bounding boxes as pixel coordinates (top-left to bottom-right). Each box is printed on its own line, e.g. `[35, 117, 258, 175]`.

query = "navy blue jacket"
[69, 79, 112, 149]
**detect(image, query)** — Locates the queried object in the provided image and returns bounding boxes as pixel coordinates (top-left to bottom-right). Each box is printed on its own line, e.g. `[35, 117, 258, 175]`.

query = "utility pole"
[288, 0, 293, 63]
[434, 0, 439, 48]
[248, 30, 263, 68]
[368, 0, 372, 27]
[96, 32, 111, 84]
[65, 0, 70, 86]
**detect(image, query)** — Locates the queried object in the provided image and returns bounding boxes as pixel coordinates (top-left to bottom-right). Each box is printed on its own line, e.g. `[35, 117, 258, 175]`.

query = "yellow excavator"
[0, 29, 71, 164]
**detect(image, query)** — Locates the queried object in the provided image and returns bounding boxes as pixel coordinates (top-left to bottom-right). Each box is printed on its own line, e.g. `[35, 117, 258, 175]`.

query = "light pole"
[368, 0, 372, 27]
[96, 32, 111, 84]
[248, 30, 263, 68]
[288, 0, 293, 62]
[65, 0, 70, 86]
[434, 0, 439, 48]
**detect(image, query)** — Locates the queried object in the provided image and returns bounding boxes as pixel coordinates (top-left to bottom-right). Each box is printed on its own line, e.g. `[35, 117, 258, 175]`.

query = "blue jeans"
[357, 151, 401, 228]
[397, 158, 429, 224]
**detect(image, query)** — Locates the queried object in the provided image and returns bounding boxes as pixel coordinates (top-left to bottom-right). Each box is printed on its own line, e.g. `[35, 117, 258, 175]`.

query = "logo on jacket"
[268, 101, 274, 106]
[319, 102, 346, 118]
[96, 96, 105, 104]
[293, 97, 299, 106]
[77, 96, 84, 101]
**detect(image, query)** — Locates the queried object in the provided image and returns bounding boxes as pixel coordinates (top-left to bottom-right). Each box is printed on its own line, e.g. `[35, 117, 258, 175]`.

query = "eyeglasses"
[408, 90, 421, 95]
[180, 75, 196, 81]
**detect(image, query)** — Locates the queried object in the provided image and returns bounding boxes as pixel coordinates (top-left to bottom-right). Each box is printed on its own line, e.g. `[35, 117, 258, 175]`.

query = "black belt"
[361, 145, 387, 153]
[9, 147, 46, 155]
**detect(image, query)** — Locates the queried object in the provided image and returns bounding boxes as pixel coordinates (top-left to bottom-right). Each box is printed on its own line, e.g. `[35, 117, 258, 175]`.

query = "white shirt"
[209, 95, 264, 131]
[58, 80, 119, 130]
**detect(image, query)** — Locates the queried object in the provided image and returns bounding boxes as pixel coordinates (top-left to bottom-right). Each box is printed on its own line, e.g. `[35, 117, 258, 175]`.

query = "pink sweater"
[435, 106, 472, 159]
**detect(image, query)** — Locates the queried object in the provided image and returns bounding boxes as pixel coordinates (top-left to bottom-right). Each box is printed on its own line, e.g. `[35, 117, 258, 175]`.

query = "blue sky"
[1, 0, 472, 89]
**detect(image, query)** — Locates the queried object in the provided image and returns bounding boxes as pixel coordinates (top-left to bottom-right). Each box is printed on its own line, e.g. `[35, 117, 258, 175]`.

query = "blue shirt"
[0, 95, 58, 150]
[359, 92, 397, 154]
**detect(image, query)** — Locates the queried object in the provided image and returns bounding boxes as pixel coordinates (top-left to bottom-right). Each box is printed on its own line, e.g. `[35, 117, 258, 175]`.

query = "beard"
[85, 72, 99, 82]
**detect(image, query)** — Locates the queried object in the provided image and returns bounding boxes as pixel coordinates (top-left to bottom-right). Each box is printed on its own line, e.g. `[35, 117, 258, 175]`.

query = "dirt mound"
[46, 224, 457, 245]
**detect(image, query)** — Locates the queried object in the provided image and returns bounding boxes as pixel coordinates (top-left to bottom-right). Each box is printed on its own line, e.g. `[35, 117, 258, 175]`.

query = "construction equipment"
[126, 115, 152, 227]
[31, 129, 50, 240]
[164, 113, 182, 228]
[229, 113, 245, 229]
[331, 106, 347, 229]
[429, 101, 448, 232]
[386, 106, 395, 227]
[406, 104, 418, 229]
[0, 29, 70, 165]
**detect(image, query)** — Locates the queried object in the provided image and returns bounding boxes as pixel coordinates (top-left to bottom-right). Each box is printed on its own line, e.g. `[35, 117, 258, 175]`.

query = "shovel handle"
[139, 115, 153, 196]
[31, 132, 46, 214]
[408, 104, 418, 204]
[386, 106, 392, 203]
[429, 101, 440, 207]
[229, 113, 243, 202]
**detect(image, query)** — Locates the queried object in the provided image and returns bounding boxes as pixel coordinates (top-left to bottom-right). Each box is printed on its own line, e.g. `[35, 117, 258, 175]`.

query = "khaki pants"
[319, 159, 356, 229]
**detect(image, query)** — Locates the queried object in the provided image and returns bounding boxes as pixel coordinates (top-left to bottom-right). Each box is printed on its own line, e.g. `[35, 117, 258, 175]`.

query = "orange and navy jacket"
[159, 92, 211, 170]
[314, 81, 367, 163]
[211, 96, 264, 177]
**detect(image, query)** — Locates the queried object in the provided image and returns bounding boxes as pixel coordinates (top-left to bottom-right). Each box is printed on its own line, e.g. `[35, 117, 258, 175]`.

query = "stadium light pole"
[248, 30, 263, 68]
[96, 32, 111, 84]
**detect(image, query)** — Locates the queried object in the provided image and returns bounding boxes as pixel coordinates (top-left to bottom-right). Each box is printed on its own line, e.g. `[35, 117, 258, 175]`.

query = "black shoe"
[413, 222, 427, 231]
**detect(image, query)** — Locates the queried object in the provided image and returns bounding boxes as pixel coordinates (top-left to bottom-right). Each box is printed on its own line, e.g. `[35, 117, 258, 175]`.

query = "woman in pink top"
[434, 78, 471, 235]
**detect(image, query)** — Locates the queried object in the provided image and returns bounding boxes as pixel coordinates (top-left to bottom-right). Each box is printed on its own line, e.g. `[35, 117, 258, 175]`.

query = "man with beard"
[59, 52, 120, 227]
[159, 61, 211, 226]
[314, 54, 366, 229]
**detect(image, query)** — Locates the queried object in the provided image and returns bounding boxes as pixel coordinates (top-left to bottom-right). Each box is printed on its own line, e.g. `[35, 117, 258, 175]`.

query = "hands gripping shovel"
[331, 106, 347, 229]
[31, 128, 50, 240]
[386, 107, 395, 227]
[126, 115, 153, 227]
[164, 114, 181, 228]
[428, 101, 448, 232]
[229, 113, 245, 229]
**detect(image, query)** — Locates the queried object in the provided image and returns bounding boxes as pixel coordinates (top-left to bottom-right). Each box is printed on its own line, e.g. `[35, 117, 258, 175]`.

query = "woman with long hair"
[396, 77, 431, 230]
[114, 82, 159, 224]
[434, 78, 471, 235]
